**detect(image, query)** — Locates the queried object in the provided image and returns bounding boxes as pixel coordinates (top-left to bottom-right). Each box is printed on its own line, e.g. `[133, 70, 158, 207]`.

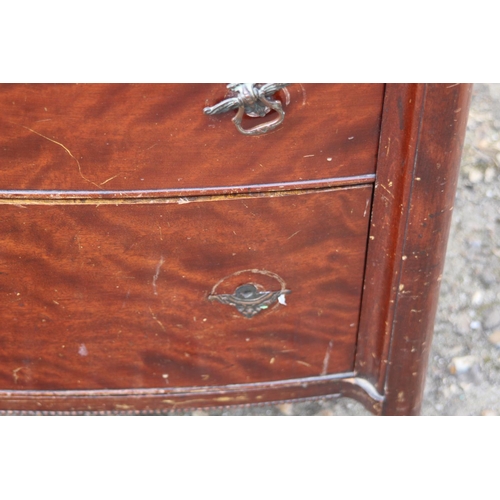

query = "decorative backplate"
[208, 269, 291, 318]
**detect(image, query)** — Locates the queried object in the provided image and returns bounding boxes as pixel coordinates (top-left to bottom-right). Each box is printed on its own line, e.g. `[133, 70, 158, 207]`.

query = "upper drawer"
[0, 84, 384, 192]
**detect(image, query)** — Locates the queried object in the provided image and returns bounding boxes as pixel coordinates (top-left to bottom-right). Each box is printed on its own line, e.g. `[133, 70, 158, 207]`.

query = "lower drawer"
[0, 185, 372, 391]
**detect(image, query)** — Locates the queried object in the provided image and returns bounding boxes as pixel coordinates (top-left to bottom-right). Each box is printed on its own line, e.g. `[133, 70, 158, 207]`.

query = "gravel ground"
[175, 84, 500, 416]
[421, 83, 500, 416]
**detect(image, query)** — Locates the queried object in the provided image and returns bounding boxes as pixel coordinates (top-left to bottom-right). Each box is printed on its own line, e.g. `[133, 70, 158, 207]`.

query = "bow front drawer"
[0, 84, 383, 193]
[0, 84, 473, 414]
[0, 186, 371, 391]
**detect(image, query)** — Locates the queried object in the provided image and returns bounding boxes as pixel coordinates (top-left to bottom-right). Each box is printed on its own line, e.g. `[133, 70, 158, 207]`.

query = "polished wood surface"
[0, 84, 384, 191]
[356, 83, 428, 389]
[0, 84, 472, 415]
[381, 83, 472, 415]
[0, 186, 372, 392]
[357, 83, 472, 414]
[0, 376, 382, 414]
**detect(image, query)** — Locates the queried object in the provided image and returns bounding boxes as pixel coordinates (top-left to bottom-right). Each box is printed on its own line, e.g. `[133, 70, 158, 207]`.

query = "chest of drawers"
[0, 83, 471, 415]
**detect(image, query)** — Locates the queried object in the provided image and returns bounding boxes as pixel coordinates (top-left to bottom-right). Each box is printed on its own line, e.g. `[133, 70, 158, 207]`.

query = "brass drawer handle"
[203, 83, 290, 136]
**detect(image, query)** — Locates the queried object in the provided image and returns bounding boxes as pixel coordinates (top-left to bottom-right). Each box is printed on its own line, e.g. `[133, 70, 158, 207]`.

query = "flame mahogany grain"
[0, 187, 372, 391]
[0, 84, 383, 191]
[0, 84, 471, 415]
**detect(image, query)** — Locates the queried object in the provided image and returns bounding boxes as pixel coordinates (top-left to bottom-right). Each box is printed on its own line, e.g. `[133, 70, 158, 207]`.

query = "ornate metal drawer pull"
[203, 83, 291, 136]
[208, 283, 291, 318]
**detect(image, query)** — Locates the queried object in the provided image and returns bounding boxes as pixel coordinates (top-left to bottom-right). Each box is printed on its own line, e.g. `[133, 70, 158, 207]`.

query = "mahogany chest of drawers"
[0, 83, 471, 415]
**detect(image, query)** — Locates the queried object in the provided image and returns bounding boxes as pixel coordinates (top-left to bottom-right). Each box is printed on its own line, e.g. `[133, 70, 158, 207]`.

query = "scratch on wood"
[121, 289, 131, 309]
[320, 341, 333, 376]
[12, 367, 23, 384]
[298, 83, 307, 105]
[215, 395, 248, 402]
[152, 256, 165, 295]
[100, 173, 121, 186]
[74, 233, 83, 250]
[379, 183, 395, 199]
[21, 125, 102, 190]
[149, 307, 166, 332]
[287, 230, 301, 240]
[297, 360, 311, 367]
[363, 198, 370, 217]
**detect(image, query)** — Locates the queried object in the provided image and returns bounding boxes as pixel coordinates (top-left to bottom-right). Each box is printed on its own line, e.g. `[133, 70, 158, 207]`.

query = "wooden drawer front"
[0, 84, 383, 192]
[0, 186, 372, 390]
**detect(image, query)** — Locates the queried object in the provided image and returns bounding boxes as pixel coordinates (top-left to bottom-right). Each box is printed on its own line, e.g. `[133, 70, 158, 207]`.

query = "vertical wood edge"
[355, 84, 427, 389]
[381, 83, 473, 415]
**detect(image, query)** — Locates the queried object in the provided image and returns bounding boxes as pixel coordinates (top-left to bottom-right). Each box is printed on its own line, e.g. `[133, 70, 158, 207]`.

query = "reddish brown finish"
[355, 84, 472, 415]
[0, 375, 383, 415]
[0, 187, 372, 392]
[381, 84, 472, 415]
[356, 84, 427, 389]
[0, 84, 384, 191]
[0, 174, 375, 201]
[0, 84, 471, 415]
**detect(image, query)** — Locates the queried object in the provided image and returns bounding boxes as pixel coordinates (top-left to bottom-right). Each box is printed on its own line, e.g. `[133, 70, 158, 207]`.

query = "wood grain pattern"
[0, 374, 383, 414]
[356, 84, 427, 390]
[0, 174, 376, 201]
[0, 84, 472, 415]
[0, 186, 372, 392]
[0, 84, 384, 191]
[381, 84, 472, 415]
[355, 84, 472, 414]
